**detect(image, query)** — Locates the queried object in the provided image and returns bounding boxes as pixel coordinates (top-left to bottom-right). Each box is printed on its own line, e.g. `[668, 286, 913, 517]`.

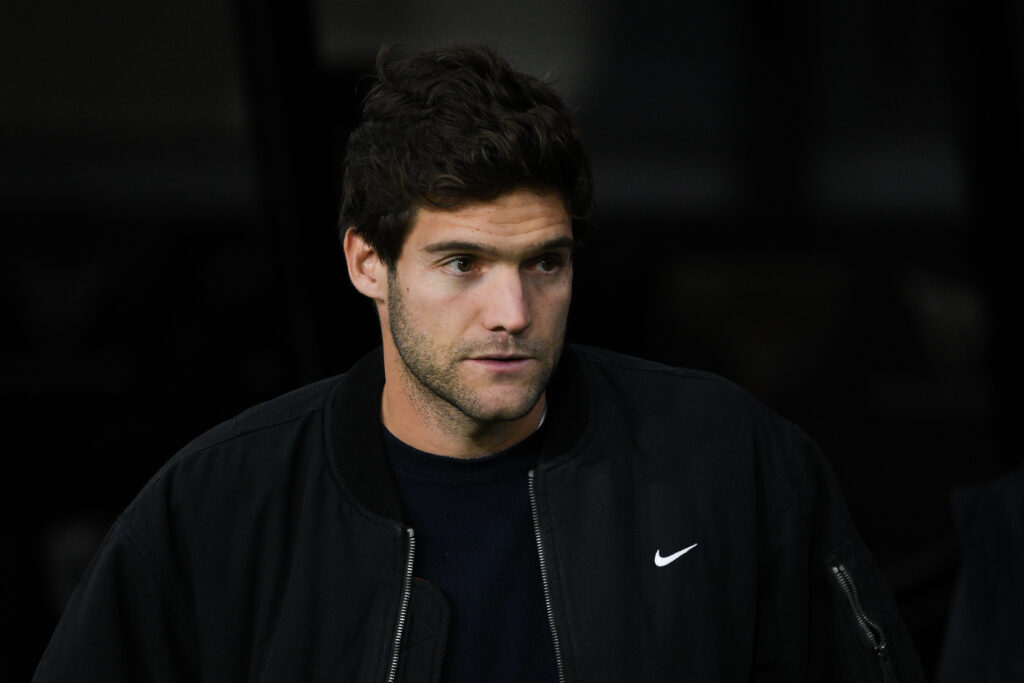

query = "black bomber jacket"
[34, 345, 926, 682]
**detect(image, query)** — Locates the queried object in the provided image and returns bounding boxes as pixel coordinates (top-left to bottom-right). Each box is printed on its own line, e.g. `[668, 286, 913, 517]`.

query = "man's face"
[383, 189, 574, 424]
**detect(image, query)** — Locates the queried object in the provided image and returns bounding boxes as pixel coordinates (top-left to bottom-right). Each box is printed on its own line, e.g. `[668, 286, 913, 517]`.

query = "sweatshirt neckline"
[382, 425, 544, 483]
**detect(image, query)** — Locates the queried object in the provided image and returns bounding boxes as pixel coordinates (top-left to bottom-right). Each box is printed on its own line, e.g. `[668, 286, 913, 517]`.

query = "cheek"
[535, 283, 573, 322]
[407, 288, 480, 335]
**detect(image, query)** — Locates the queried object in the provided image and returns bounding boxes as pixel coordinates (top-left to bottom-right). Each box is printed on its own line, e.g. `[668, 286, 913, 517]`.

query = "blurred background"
[3, 0, 1020, 679]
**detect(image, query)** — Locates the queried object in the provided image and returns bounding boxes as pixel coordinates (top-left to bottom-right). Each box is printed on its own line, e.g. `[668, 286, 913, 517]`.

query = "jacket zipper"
[830, 563, 898, 683]
[386, 527, 416, 683]
[529, 470, 567, 683]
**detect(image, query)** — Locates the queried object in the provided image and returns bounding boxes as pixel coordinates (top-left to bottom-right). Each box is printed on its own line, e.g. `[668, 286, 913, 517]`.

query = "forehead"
[403, 189, 572, 253]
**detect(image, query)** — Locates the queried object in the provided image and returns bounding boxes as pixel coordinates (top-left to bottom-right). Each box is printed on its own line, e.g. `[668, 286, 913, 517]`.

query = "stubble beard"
[386, 272, 564, 425]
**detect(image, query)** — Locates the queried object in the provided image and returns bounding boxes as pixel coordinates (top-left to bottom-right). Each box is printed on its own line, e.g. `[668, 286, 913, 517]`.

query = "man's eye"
[444, 257, 474, 274]
[533, 256, 563, 273]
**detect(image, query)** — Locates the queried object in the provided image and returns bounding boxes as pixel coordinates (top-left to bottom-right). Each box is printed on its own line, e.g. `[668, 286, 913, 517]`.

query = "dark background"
[3, 0, 1020, 679]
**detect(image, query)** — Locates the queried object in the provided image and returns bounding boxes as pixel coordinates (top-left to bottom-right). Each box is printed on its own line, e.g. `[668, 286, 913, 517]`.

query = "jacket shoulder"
[565, 344, 831, 544]
[117, 373, 347, 534]
[176, 374, 342, 456]
[567, 343, 771, 422]
[569, 343, 726, 381]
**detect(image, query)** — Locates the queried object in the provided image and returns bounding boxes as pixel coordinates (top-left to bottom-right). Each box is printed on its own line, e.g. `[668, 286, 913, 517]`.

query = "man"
[34, 44, 925, 682]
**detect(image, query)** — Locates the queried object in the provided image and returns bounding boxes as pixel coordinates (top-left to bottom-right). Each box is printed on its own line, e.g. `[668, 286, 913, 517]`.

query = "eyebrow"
[421, 237, 577, 256]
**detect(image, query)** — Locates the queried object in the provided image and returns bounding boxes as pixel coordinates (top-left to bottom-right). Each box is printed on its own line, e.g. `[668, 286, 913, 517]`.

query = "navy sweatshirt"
[383, 426, 558, 682]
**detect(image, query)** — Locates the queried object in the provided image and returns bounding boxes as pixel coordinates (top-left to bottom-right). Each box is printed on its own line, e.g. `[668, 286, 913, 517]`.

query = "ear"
[343, 227, 388, 301]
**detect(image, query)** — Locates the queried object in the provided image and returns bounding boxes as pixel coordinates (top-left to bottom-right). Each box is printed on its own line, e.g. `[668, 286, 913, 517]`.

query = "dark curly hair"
[339, 43, 594, 267]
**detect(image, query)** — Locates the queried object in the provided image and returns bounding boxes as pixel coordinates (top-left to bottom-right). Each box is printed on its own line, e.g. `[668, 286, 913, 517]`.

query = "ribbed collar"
[383, 423, 545, 483]
[328, 345, 590, 526]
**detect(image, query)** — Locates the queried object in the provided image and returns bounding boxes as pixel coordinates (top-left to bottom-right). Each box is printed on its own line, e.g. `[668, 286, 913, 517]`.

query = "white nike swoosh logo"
[654, 543, 699, 567]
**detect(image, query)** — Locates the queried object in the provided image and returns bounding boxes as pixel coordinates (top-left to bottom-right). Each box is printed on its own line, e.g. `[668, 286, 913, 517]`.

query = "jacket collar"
[328, 345, 590, 526]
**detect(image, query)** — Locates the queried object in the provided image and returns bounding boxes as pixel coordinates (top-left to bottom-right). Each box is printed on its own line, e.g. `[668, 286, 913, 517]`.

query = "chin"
[460, 392, 541, 423]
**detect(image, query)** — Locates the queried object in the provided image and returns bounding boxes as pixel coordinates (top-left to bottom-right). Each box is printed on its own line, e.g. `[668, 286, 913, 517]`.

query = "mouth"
[465, 354, 535, 373]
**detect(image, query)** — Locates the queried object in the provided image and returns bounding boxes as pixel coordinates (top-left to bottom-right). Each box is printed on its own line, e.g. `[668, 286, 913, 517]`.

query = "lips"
[466, 355, 535, 373]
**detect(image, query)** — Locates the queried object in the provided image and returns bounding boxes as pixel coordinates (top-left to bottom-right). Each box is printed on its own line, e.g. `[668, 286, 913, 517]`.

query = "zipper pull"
[878, 643, 899, 683]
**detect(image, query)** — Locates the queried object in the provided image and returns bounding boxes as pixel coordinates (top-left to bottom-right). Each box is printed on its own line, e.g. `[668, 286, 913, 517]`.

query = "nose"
[481, 267, 532, 334]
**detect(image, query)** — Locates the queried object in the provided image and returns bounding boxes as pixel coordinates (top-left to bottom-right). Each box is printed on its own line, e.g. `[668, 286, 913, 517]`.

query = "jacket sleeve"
[32, 517, 200, 683]
[757, 422, 927, 683]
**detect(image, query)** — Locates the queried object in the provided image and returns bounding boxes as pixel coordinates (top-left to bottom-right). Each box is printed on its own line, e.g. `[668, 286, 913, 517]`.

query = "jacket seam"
[113, 516, 202, 665]
[771, 421, 803, 552]
[576, 353, 727, 383]
[193, 408, 327, 460]
[126, 408, 329, 518]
